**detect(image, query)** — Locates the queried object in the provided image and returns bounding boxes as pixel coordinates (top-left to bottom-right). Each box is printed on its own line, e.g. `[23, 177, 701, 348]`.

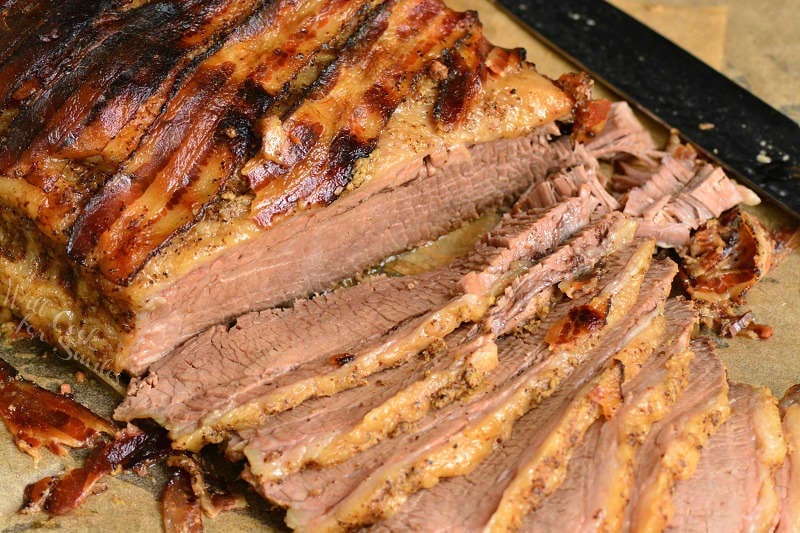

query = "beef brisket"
[624, 337, 730, 532]
[231, 225, 645, 482]
[374, 259, 677, 532]
[2, 5, 782, 531]
[0, 0, 574, 373]
[668, 384, 787, 532]
[245, 240, 659, 530]
[126, 129, 578, 374]
[521, 299, 696, 532]
[117, 189, 597, 449]
[623, 154, 696, 219]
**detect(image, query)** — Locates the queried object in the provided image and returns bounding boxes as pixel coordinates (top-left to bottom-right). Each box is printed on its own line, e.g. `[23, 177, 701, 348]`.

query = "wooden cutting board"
[1, 2, 797, 531]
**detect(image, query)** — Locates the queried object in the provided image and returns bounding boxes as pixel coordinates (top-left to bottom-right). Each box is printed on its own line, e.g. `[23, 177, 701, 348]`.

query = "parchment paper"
[1, 2, 797, 531]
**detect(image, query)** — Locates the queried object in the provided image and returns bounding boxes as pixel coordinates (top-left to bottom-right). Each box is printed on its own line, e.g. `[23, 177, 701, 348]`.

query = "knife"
[495, 0, 800, 217]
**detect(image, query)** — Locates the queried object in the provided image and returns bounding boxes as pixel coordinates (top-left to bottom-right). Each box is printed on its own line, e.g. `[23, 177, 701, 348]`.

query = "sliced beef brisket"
[521, 299, 696, 532]
[226, 327, 493, 477]
[624, 337, 730, 532]
[246, 240, 658, 531]
[571, 299, 696, 532]
[116, 268, 461, 428]
[235, 237, 662, 485]
[668, 384, 786, 532]
[374, 259, 677, 532]
[118, 188, 598, 449]
[128, 127, 580, 373]
[582, 101, 755, 249]
[486, 211, 637, 335]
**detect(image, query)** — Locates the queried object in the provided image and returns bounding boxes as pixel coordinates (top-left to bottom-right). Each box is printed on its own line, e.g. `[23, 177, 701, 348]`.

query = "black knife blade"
[496, 0, 800, 217]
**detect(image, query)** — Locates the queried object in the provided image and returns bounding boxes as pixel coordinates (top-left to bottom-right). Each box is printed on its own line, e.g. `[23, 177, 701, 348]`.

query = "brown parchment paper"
[1, 2, 798, 531]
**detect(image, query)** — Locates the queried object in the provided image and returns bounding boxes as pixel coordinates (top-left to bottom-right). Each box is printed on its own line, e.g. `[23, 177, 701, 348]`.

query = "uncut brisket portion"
[0, 0, 575, 374]
[371, 261, 677, 532]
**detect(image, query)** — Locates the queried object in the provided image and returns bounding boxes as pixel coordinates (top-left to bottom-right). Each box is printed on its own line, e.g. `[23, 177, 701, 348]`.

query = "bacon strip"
[21, 425, 171, 516]
[59, 0, 259, 164]
[0, 3, 177, 172]
[0, 0, 53, 66]
[6, 1, 255, 238]
[94, 120, 250, 281]
[432, 26, 489, 130]
[70, 0, 375, 282]
[0, 358, 114, 459]
[248, 0, 479, 226]
[1, 0, 526, 285]
[0, 1, 100, 110]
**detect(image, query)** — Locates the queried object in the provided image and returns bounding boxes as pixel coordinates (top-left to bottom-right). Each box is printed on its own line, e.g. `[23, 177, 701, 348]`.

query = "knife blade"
[495, 0, 800, 217]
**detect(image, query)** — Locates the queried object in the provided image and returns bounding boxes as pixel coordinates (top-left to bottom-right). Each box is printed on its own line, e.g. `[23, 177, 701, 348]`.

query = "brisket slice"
[513, 158, 618, 214]
[777, 403, 800, 533]
[229, 327, 486, 477]
[486, 211, 637, 335]
[118, 189, 597, 450]
[623, 154, 696, 219]
[624, 338, 730, 533]
[521, 298, 696, 532]
[521, 418, 604, 532]
[371, 261, 677, 532]
[457, 187, 597, 296]
[115, 268, 462, 428]
[247, 240, 657, 531]
[232, 213, 635, 481]
[668, 384, 787, 532]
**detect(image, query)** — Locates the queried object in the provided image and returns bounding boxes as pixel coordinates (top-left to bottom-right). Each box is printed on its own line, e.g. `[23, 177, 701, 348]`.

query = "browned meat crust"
[0, 0, 571, 283]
